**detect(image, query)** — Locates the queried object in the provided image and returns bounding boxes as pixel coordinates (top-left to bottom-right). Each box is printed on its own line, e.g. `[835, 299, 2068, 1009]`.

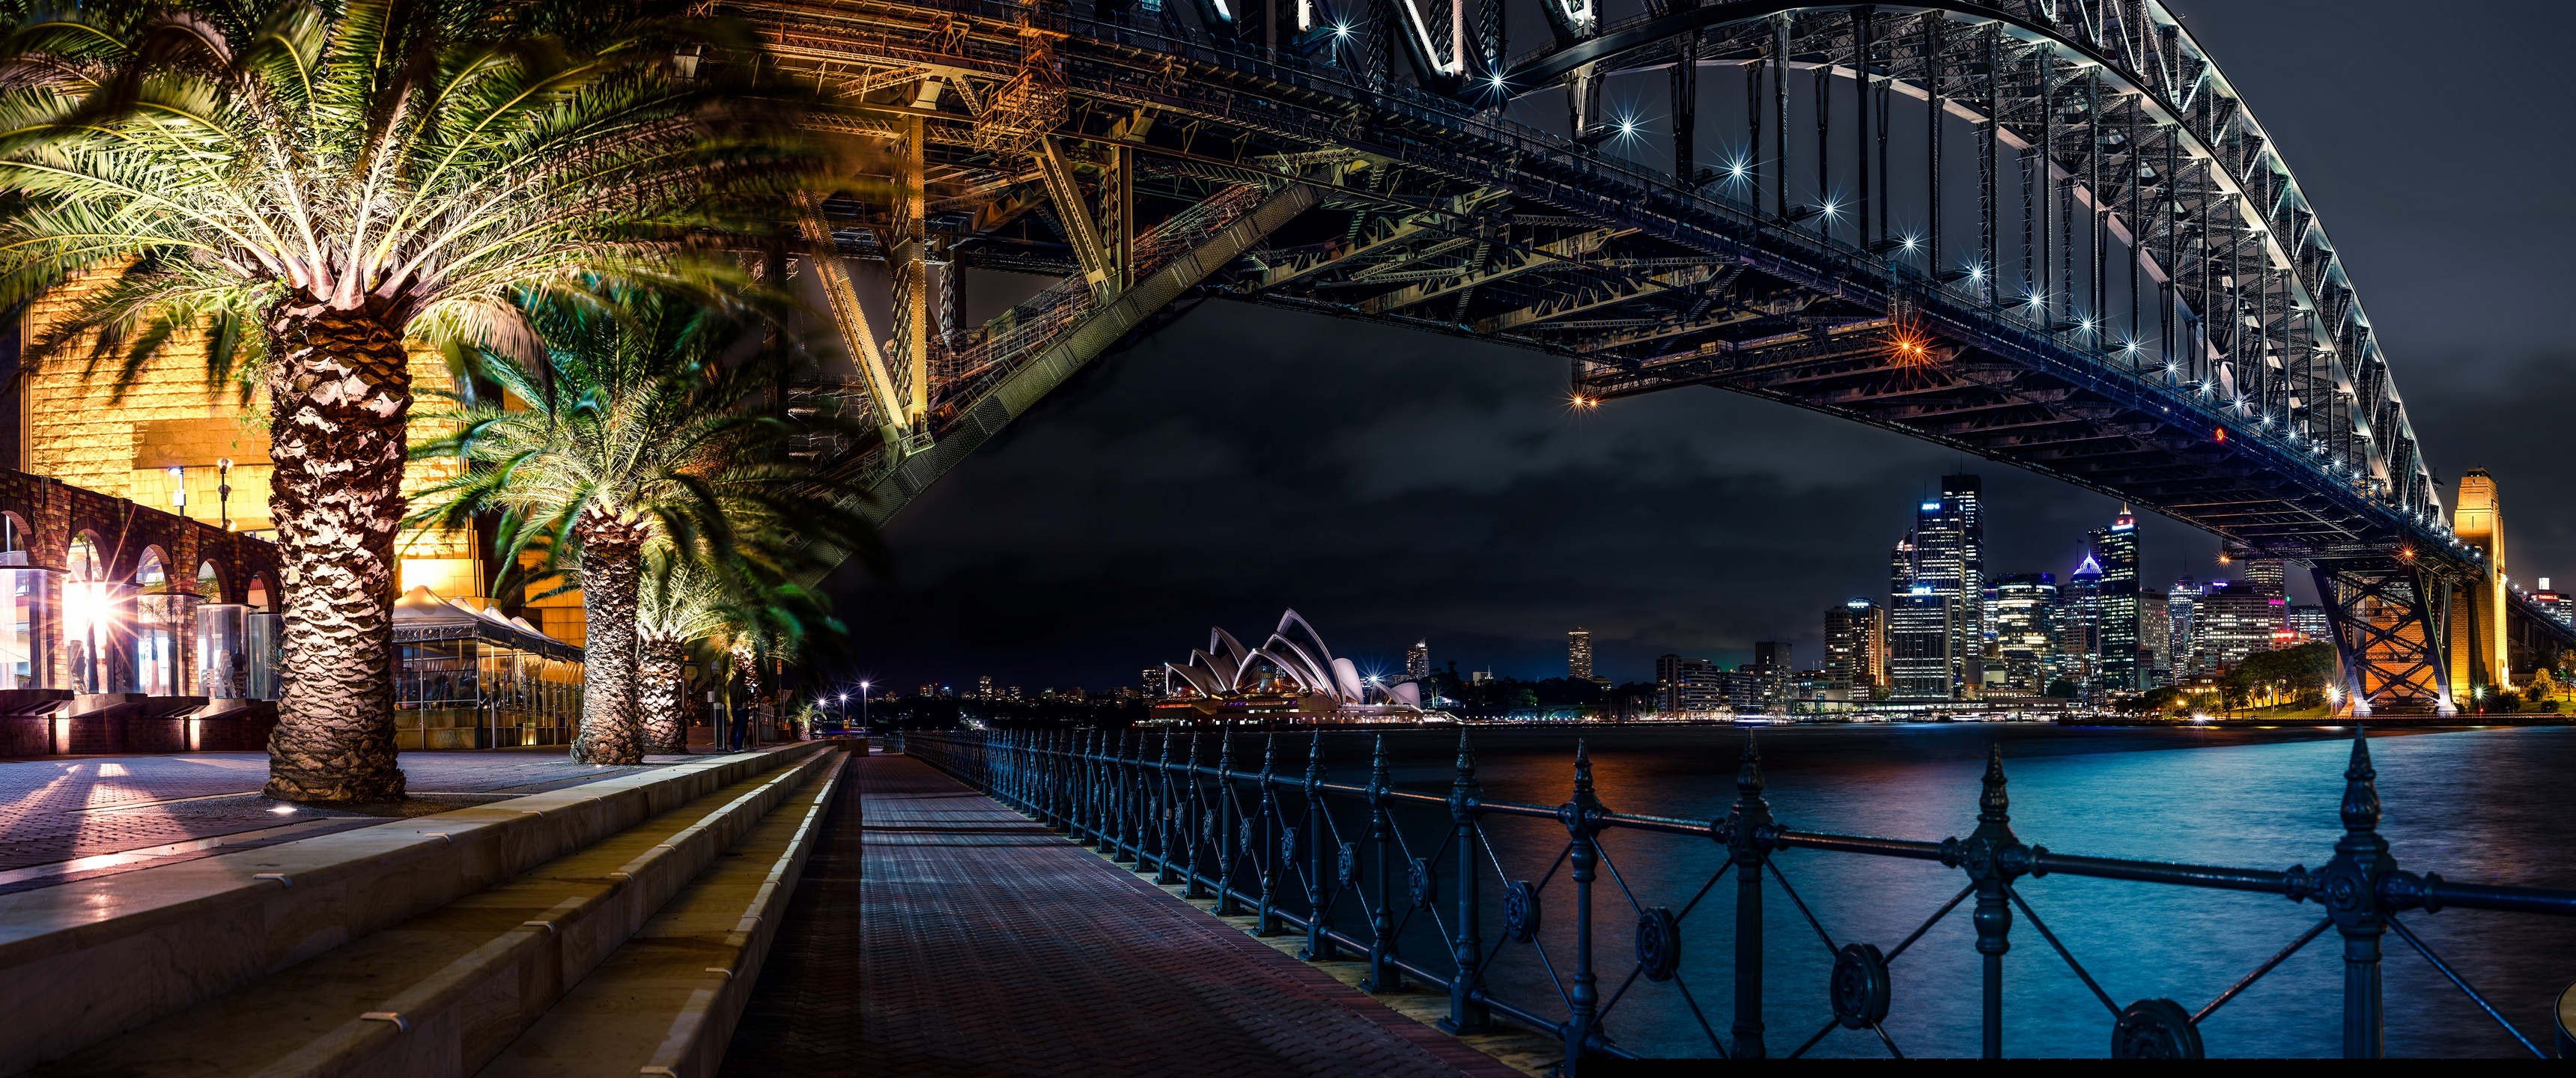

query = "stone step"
[478, 753, 845, 1078]
[0, 742, 827, 1075]
[34, 747, 841, 1078]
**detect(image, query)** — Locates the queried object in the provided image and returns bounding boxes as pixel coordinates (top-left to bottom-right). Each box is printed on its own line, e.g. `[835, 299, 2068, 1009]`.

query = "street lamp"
[216, 458, 233, 530]
[859, 680, 871, 731]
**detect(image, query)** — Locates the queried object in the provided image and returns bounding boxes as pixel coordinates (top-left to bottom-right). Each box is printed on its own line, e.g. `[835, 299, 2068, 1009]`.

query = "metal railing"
[903, 726, 2576, 1062]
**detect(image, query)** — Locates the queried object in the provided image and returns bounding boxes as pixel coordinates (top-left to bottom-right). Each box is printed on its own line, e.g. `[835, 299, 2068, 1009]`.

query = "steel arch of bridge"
[744, 0, 2566, 711]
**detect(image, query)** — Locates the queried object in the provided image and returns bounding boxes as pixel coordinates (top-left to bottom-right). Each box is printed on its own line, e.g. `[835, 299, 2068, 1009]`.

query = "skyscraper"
[2090, 508, 2142, 692]
[1568, 628, 1595, 680]
[1888, 475, 1981, 699]
[1405, 640, 1431, 683]
[1988, 573, 2059, 695]
[2056, 555, 2103, 699]
[1823, 598, 1886, 695]
[1887, 588, 1954, 700]
[2167, 576, 2202, 677]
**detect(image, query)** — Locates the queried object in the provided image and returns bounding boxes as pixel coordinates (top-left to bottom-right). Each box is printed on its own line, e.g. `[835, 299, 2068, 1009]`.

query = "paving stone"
[0, 749, 687, 883]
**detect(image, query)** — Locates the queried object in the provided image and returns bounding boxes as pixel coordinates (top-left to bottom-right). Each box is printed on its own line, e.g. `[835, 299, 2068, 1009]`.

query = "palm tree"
[636, 548, 836, 753]
[410, 294, 876, 764]
[0, 1, 808, 800]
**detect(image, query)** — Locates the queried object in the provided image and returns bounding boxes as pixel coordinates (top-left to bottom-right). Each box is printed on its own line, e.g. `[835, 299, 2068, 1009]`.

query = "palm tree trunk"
[575, 519, 648, 764]
[261, 301, 411, 803]
[637, 639, 688, 752]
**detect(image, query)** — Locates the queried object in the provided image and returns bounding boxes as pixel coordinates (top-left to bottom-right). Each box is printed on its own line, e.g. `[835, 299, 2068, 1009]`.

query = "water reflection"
[1340, 725, 2576, 1059]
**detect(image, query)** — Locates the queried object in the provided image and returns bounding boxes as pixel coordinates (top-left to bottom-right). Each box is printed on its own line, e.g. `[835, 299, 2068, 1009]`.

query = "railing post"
[1301, 731, 1337, 961]
[1364, 734, 1401, 992]
[1442, 730, 1490, 1035]
[1075, 730, 1095, 842]
[1125, 731, 1147, 866]
[1563, 740, 1605, 1071]
[1257, 734, 1282, 936]
[1155, 730, 1179, 883]
[1184, 731, 1209, 899]
[1943, 743, 2029, 1061]
[1215, 725, 1242, 915]
[2321, 726, 2392, 1059]
[1045, 731, 1064, 829]
[1728, 736, 1774, 1059]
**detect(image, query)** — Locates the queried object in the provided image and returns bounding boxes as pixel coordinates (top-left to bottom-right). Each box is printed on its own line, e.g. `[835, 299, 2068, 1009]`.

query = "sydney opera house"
[1152, 610, 1442, 725]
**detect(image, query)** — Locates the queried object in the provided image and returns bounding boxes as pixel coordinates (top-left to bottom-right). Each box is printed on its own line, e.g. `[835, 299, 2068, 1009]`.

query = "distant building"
[2090, 508, 2142, 692]
[2534, 579, 2573, 629]
[2140, 591, 2172, 687]
[1887, 588, 1954, 700]
[1005, 685, 1024, 702]
[976, 674, 995, 700]
[2195, 581, 2285, 672]
[1907, 475, 1984, 698]
[2167, 577, 2202, 677]
[2286, 604, 2330, 644]
[917, 683, 940, 699]
[1655, 654, 1725, 714]
[1988, 573, 2059, 695]
[1141, 667, 1167, 699]
[1823, 598, 1886, 695]
[1406, 640, 1431, 683]
[1568, 628, 1595, 680]
[1752, 642, 1791, 704]
[2240, 557, 2288, 597]
[2056, 556, 2103, 699]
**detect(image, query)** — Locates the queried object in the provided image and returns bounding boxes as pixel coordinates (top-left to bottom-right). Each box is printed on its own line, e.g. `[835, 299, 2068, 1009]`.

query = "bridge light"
[1725, 157, 1749, 180]
[1967, 264, 1986, 281]
[1820, 198, 1841, 219]
[1490, 71, 1507, 89]
[1333, 22, 1351, 36]
[1901, 233, 1920, 252]
[2214, 427, 2227, 443]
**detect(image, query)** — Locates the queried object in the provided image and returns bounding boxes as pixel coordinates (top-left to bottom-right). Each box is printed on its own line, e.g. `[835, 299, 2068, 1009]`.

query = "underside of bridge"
[739, 0, 2571, 713]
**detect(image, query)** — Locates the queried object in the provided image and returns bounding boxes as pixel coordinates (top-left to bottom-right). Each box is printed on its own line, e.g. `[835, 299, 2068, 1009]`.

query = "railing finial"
[1454, 727, 1476, 778]
[1262, 730, 1278, 777]
[1978, 741, 2010, 826]
[2342, 724, 2380, 834]
[1737, 731, 1764, 796]
[1573, 737, 1595, 799]
[1305, 728, 1324, 782]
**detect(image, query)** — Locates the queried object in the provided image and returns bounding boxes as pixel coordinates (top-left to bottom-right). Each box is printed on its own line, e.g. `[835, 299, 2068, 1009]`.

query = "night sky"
[823, 1, 2576, 694]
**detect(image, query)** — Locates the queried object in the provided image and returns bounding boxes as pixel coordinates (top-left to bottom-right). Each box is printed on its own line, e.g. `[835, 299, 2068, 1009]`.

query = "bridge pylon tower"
[2448, 469, 2510, 700]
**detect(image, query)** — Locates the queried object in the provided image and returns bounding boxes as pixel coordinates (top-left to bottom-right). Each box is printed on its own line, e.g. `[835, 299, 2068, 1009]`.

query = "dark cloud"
[824, 1, 2576, 692]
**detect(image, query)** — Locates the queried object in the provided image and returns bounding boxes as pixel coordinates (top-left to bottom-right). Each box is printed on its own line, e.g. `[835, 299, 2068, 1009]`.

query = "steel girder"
[739, 0, 2518, 709]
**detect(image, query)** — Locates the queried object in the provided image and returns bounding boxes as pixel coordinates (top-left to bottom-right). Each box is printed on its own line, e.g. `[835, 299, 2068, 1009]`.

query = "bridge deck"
[724, 752, 1521, 1077]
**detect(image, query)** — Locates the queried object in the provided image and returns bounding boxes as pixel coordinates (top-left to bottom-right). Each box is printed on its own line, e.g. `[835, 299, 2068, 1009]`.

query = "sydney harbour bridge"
[732, 0, 2570, 715]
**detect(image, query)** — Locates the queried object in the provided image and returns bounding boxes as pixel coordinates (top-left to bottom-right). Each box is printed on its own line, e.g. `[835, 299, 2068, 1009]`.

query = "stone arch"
[65, 532, 106, 582]
[194, 558, 225, 603]
[244, 572, 273, 612]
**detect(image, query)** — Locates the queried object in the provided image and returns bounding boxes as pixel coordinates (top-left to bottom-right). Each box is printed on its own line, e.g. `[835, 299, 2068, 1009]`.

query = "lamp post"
[839, 691, 849, 732]
[216, 458, 233, 531]
[860, 680, 872, 732]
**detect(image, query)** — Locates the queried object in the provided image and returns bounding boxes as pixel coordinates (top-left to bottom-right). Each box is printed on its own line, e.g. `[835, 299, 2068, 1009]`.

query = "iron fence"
[902, 726, 2576, 1063]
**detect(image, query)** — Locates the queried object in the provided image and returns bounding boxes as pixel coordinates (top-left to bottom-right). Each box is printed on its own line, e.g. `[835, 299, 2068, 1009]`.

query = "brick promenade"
[736, 753, 1522, 1078]
[0, 750, 684, 891]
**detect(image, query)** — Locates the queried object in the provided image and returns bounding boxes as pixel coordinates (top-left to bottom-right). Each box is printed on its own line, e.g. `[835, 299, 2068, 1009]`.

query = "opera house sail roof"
[1158, 609, 1436, 723]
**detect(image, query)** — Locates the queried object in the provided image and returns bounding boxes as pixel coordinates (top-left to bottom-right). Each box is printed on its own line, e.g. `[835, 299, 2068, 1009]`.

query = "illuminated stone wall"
[14, 282, 519, 629]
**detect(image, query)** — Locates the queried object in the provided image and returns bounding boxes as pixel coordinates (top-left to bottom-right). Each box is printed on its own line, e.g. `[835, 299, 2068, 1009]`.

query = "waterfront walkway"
[727, 753, 1524, 1077]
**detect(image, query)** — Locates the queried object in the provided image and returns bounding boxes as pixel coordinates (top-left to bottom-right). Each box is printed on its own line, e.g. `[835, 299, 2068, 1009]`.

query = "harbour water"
[1310, 724, 2576, 1058]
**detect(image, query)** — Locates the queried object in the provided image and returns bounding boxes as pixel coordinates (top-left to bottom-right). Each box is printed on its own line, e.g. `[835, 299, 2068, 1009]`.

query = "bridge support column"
[2313, 559, 2456, 717]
